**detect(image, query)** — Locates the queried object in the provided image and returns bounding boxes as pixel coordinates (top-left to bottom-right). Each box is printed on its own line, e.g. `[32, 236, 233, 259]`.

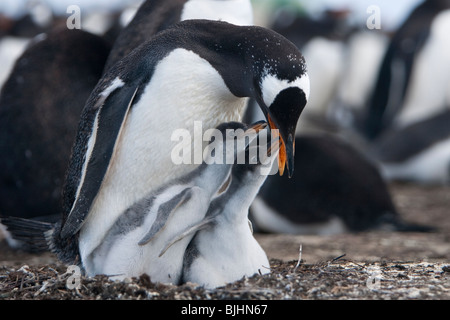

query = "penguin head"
[191, 20, 310, 178]
[249, 37, 310, 179]
[232, 125, 281, 179]
[256, 74, 309, 178]
[204, 121, 267, 165]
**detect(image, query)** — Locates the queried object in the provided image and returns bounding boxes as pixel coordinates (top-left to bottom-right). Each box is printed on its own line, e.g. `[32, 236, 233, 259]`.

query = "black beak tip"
[287, 165, 294, 178]
[286, 134, 295, 178]
[286, 156, 294, 178]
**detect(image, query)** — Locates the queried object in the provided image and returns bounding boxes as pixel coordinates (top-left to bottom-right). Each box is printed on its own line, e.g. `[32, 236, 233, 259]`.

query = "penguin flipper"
[61, 84, 140, 239]
[138, 188, 193, 246]
[158, 215, 216, 257]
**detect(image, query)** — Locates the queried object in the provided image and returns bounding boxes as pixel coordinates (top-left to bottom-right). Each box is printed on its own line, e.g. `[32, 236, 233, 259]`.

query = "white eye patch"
[260, 73, 310, 107]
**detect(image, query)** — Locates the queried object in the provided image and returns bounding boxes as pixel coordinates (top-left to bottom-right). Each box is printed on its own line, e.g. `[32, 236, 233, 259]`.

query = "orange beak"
[268, 115, 287, 176]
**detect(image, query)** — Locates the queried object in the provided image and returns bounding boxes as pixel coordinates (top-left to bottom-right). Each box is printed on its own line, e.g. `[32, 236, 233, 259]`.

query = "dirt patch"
[1, 259, 449, 300]
[1, 183, 449, 300]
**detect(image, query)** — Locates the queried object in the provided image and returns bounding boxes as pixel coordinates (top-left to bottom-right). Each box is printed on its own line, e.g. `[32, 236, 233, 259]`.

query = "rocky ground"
[0, 182, 449, 301]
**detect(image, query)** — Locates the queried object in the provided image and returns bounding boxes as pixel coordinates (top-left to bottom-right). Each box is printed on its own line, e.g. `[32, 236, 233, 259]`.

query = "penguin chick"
[162, 130, 279, 288]
[83, 121, 266, 283]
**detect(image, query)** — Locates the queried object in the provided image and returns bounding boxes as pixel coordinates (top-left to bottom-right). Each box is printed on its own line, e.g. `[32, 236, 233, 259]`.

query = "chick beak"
[246, 120, 268, 134]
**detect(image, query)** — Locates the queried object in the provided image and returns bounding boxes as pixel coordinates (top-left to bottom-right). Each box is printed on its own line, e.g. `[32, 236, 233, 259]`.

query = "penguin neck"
[193, 162, 233, 197]
[223, 168, 268, 223]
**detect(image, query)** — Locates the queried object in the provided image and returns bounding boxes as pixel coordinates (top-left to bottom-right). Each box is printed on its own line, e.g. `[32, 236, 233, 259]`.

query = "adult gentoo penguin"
[163, 130, 278, 288]
[0, 27, 111, 247]
[104, 0, 253, 71]
[54, 20, 309, 266]
[83, 121, 265, 282]
[363, 0, 450, 140]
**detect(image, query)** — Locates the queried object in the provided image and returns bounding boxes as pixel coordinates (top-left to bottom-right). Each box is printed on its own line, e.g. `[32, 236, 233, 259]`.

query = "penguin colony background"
[0, 0, 447, 288]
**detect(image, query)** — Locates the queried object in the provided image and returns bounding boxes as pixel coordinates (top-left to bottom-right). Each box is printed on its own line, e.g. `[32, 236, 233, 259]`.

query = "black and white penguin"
[0, 27, 111, 247]
[249, 134, 433, 235]
[83, 121, 265, 282]
[54, 20, 309, 266]
[162, 130, 277, 288]
[370, 108, 450, 185]
[363, 0, 450, 140]
[104, 0, 253, 72]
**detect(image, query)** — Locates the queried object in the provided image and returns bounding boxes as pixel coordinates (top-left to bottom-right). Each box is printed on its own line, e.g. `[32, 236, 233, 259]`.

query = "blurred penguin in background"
[370, 109, 450, 185]
[0, 27, 111, 247]
[362, 0, 450, 184]
[363, 0, 450, 140]
[103, 0, 254, 72]
[250, 134, 433, 235]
